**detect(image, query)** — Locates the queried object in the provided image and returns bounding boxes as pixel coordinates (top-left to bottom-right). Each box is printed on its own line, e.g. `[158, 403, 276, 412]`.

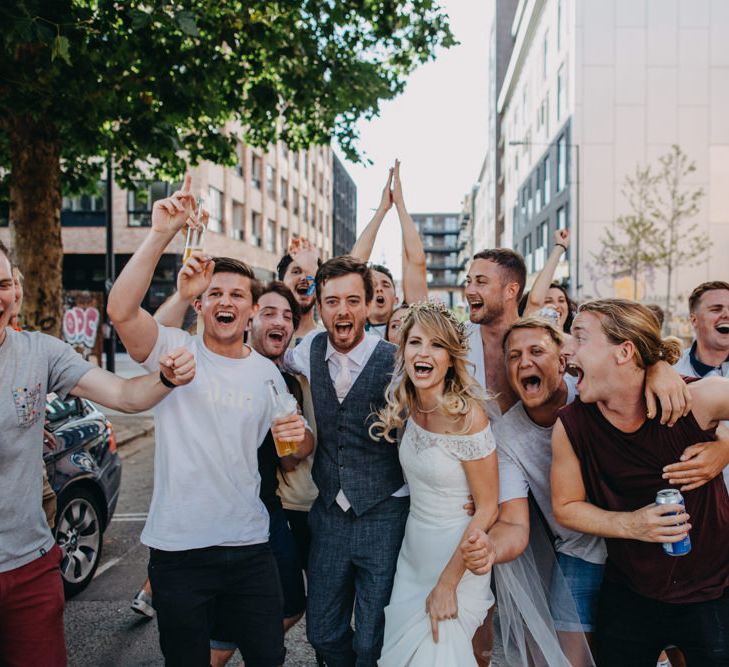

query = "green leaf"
[176, 11, 200, 37]
[51, 35, 71, 65]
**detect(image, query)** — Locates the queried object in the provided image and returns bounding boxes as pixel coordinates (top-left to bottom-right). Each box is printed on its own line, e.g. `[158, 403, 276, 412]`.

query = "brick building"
[1, 142, 340, 312]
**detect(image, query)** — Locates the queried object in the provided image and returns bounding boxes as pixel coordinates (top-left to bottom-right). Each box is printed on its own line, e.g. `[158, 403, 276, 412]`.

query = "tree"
[592, 165, 660, 300]
[0, 1, 455, 334]
[650, 144, 708, 322]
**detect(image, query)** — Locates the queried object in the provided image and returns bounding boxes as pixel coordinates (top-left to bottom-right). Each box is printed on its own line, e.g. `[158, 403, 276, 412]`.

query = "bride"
[374, 301, 498, 666]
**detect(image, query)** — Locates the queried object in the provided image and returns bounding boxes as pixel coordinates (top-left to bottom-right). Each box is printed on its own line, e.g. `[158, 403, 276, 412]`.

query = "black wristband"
[159, 371, 178, 389]
[555, 242, 568, 252]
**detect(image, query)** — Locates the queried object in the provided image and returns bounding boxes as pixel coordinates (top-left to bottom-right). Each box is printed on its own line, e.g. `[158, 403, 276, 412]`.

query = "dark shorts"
[0, 545, 66, 667]
[211, 509, 306, 652]
[149, 543, 284, 667]
[551, 552, 604, 632]
[596, 579, 729, 666]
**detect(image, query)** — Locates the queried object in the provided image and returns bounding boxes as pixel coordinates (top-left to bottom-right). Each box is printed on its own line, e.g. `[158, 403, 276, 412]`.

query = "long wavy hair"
[370, 302, 487, 442]
[579, 299, 682, 367]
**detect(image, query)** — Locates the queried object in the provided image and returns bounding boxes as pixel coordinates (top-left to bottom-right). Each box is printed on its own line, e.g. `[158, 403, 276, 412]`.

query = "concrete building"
[1, 143, 335, 311]
[472, 0, 520, 253]
[412, 212, 464, 308]
[492, 0, 729, 325]
[332, 152, 357, 257]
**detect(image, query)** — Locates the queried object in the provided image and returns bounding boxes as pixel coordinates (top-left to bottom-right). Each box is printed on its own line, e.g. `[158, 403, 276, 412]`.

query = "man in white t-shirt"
[108, 176, 308, 667]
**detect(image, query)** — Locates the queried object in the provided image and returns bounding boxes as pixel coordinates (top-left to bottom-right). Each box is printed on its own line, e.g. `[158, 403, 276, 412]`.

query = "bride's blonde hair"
[370, 301, 486, 442]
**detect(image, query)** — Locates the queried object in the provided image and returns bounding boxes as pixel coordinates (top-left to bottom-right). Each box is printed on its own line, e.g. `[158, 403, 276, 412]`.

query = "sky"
[339, 1, 491, 278]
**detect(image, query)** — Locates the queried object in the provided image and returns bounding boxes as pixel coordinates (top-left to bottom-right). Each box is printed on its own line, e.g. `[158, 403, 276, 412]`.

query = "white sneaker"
[131, 589, 155, 618]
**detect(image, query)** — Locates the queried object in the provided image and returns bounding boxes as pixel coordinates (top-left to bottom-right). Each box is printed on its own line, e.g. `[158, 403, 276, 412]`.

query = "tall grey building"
[332, 153, 357, 257]
[412, 212, 463, 308]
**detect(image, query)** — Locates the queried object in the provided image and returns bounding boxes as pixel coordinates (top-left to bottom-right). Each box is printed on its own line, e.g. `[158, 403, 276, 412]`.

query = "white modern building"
[493, 0, 729, 325]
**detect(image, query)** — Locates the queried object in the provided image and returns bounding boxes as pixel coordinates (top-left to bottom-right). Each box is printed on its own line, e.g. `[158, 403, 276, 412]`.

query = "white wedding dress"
[379, 419, 497, 667]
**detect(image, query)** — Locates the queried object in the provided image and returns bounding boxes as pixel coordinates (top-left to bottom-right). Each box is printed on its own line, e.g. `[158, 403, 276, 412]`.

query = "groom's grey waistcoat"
[310, 332, 405, 516]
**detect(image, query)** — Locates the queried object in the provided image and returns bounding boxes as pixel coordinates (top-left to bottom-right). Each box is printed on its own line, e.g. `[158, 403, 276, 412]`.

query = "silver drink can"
[655, 489, 691, 556]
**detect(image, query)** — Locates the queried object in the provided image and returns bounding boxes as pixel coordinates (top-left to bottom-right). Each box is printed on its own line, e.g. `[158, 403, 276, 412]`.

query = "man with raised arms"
[351, 160, 427, 337]
[108, 176, 307, 667]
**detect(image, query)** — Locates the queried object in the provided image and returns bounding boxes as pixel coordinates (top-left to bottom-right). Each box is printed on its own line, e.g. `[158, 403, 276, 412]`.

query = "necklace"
[415, 401, 439, 414]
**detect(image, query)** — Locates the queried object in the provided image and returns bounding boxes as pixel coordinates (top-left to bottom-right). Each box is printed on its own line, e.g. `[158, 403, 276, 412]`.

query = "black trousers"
[148, 543, 285, 667]
[596, 579, 729, 666]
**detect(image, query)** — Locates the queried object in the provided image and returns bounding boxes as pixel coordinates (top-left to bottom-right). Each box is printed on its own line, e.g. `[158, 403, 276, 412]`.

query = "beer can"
[655, 489, 691, 556]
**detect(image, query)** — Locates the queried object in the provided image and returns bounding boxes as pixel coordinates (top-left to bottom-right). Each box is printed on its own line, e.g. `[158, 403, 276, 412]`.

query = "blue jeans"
[306, 495, 409, 667]
[552, 552, 604, 632]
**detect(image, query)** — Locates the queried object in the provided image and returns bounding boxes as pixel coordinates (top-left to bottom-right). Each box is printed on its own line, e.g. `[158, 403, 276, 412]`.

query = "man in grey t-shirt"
[0, 242, 196, 667]
[463, 317, 606, 637]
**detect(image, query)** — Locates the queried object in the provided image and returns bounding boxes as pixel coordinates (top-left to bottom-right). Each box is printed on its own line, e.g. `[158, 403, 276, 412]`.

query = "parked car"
[44, 395, 122, 597]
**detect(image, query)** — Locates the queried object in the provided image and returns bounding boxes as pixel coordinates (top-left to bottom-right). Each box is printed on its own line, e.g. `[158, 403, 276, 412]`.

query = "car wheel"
[54, 488, 104, 598]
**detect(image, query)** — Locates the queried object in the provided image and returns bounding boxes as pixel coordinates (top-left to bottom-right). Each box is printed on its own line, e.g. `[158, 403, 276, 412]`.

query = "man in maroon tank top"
[551, 299, 729, 667]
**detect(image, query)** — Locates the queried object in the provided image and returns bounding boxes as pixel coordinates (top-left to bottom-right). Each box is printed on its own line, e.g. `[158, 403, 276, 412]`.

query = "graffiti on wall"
[63, 291, 103, 363]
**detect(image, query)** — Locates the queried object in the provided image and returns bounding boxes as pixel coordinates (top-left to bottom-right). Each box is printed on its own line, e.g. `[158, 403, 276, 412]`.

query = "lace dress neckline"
[406, 418, 496, 461]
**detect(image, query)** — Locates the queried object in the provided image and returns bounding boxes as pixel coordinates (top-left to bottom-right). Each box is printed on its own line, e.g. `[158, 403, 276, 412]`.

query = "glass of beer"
[266, 380, 299, 457]
[183, 196, 205, 263]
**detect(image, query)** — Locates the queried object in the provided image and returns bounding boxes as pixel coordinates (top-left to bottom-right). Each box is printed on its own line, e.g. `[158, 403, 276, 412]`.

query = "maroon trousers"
[0, 545, 66, 667]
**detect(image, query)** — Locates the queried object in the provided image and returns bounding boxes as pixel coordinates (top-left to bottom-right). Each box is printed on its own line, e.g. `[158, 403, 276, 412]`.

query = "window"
[523, 234, 533, 273]
[266, 164, 276, 198]
[234, 142, 244, 178]
[231, 201, 244, 240]
[127, 181, 171, 227]
[207, 186, 223, 232]
[557, 64, 564, 120]
[545, 91, 550, 136]
[293, 152, 299, 170]
[251, 212, 262, 247]
[293, 187, 299, 216]
[557, 0, 563, 50]
[535, 221, 549, 271]
[266, 218, 276, 252]
[557, 135, 567, 191]
[251, 155, 262, 189]
[543, 156, 551, 205]
[522, 85, 528, 122]
[543, 31, 549, 79]
[318, 171, 324, 195]
[280, 177, 288, 208]
[535, 168, 542, 213]
[63, 182, 106, 212]
[281, 144, 288, 159]
[527, 181, 533, 220]
[318, 210, 323, 232]
[310, 204, 315, 228]
[302, 195, 308, 223]
[557, 205, 568, 231]
[303, 152, 309, 178]
[280, 226, 289, 252]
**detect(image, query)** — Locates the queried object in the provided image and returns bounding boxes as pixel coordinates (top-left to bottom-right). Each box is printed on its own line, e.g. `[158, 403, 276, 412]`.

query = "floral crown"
[402, 300, 470, 350]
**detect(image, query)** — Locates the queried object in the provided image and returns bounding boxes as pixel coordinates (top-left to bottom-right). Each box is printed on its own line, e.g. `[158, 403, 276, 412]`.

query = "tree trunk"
[8, 114, 64, 337]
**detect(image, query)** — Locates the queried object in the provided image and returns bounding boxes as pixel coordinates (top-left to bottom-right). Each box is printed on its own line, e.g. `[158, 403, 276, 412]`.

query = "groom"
[285, 256, 408, 666]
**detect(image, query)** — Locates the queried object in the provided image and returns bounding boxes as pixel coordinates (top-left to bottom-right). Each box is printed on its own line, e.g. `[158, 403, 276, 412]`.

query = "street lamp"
[104, 156, 116, 372]
[508, 139, 581, 299]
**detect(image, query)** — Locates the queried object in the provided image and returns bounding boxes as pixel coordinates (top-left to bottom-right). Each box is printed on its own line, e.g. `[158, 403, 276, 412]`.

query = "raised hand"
[554, 228, 570, 248]
[289, 238, 319, 277]
[159, 347, 196, 386]
[378, 167, 394, 213]
[151, 174, 197, 236]
[177, 251, 214, 302]
[392, 159, 405, 208]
